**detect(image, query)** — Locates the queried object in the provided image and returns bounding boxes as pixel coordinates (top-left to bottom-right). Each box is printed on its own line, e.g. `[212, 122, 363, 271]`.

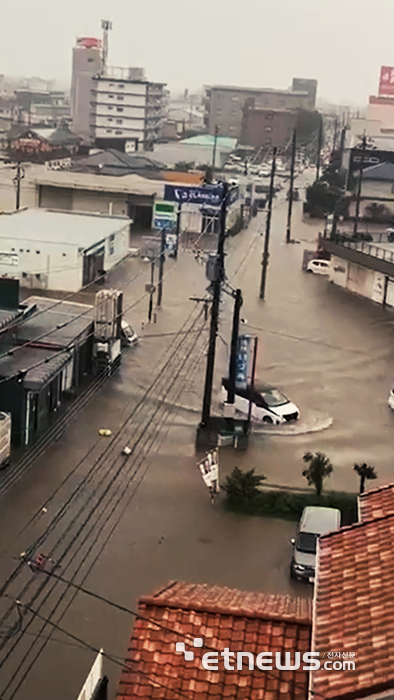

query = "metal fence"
[329, 234, 394, 265]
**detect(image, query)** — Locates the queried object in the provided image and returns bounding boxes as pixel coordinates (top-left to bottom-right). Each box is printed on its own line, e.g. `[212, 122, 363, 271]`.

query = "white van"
[290, 506, 341, 583]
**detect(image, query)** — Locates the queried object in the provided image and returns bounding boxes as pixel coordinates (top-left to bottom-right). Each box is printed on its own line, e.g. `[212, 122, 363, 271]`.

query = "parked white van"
[290, 506, 341, 583]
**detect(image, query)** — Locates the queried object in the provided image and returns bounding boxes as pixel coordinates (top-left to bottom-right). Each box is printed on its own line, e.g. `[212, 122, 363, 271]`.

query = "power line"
[3, 597, 195, 700]
[0, 327, 207, 698]
[0, 305, 203, 581]
[0, 313, 205, 648]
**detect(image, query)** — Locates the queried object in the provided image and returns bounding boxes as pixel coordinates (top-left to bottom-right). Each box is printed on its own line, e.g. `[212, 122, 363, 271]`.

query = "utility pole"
[286, 129, 297, 244]
[212, 125, 219, 175]
[315, 117, 323, 182]
[13, 161, 24, 211]
[246, 336, 258, 430]
[353, 133, 367, 238]
[227, 289, 243, 404]
[333, 117, 339, 151]
[148, 258, 155, 322]
[260, 147, 277, 300]
[157, 227, 166, 307]
[201, 181, 229, 428]
[174, 204, 181, 259]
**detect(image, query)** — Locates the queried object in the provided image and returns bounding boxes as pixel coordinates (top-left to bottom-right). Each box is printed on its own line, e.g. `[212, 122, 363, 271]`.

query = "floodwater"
[0, 174, 394, 698]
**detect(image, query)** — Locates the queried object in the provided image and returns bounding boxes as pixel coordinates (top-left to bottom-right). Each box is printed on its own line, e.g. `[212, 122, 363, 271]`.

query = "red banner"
[379, 66, 394, 96]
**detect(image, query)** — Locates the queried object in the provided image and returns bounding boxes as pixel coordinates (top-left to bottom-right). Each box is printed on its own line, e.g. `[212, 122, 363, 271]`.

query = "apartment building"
[71, 37, 102, 141]
[204, 79, 316, 138]
[90, 67, 166, 152]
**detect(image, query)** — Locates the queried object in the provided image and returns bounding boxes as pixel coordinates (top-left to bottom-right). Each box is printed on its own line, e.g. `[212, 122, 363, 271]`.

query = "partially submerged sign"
[164, 183, 224, 206]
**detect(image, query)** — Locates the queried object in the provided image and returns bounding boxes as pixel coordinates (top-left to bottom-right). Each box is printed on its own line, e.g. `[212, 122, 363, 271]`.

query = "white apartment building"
[90, 67, 166, 152]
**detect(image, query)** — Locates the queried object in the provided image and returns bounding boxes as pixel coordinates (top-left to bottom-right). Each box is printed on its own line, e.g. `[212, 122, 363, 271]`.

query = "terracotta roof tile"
[359, 482, 394, 521]
[311, 513, 394, 699]
[116, 581, 311, 700]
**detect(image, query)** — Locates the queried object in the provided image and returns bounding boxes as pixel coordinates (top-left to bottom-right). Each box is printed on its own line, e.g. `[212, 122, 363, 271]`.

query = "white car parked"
[221, 378, 299, 424]
[306, 259, 331, 275]
[388, 388, 394, 410]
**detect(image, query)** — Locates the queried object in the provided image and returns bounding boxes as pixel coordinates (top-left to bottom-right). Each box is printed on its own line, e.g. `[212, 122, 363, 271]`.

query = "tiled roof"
[116, 581, 312, 700]
[359, 482, 394, 522]
[311, 514, 394, 700]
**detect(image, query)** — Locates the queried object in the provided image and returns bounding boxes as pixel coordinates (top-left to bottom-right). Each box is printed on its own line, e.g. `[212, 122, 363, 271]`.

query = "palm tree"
[302, 452, 333, 496]
[354, 463, 377, 494]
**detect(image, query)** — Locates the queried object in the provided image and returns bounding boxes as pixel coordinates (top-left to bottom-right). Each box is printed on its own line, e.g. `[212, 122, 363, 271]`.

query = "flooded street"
[0, 179, 394, 698]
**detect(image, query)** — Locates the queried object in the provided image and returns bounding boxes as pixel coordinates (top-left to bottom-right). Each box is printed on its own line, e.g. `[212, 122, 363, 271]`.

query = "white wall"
[329, 255, 348, 288]
[0, 240, 82, 292]
[346, 262, 375, 299]
[367, 102, 394, 130]
[103, 225, 128, 269]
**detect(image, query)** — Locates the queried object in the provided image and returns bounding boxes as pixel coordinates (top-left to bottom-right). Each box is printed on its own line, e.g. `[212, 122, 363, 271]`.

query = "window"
[36, 273, 41, 280]
[36, 250, 40, 254]
[26, 249, 30, 253]
[109, 83, 114, 87]
[115, 130, 122, 135]
[108, 94, 114, 99]
[391, 184, 394, 194]
[119, 84, 124, 88]
[62, 253, 66, 257]
[116, 119, 123, 124]
[88, 58, 94, 63]
[117, 96, 124, 101]
[106, 129, 112, 133]
[108, 105, 113, 111]
[22, 272, 27, 278]
[108, 118, 113, 122]
[19, 249, 24, 253]
[109, 233, 115, 255]
[116, 107, 124, 112]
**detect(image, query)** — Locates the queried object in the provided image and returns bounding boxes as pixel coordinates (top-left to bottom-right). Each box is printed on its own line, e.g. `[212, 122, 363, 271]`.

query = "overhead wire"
[0, 321, 208, 697]
[0, 303, 203, 577]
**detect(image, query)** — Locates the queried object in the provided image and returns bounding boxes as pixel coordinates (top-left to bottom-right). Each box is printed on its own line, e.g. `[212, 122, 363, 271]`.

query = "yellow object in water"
[99, 429, 112, 437]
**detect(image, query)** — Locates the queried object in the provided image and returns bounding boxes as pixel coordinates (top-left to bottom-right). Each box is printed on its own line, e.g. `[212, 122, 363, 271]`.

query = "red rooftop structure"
[116, 581, 312, 700]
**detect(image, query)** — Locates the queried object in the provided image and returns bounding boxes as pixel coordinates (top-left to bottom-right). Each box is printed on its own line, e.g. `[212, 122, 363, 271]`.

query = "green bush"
[222, 487, 358, 524]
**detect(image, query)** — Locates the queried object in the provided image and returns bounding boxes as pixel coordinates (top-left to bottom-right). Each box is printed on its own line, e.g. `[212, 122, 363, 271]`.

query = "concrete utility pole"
[315, 117, 323, 182]
[212, 125, 219, 175]
[157, 227, 166, 307]
[174, 204, 181, 259]
[148, 258, 155, 323]
[13, 161, 24, 210]
[260, 147, 277, 300]
[286, 129, 297, 244]
[353, 133, 367, 238]
[227, 289, 243, 404]
[200, 182, 229, 428]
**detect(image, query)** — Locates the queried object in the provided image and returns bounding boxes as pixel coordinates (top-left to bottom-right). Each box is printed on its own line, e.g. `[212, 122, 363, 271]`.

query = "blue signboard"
[154, 217, 176, 231]
[164, 184, 224, 206]
[235, 335, 252, 390]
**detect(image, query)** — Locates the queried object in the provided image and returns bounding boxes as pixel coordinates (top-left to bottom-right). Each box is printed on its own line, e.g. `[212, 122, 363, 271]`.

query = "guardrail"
[328, 234, 394, 265]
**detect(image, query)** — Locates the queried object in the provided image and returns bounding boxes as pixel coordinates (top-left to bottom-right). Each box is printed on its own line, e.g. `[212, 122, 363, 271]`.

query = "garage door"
[39, 186, 73, 210]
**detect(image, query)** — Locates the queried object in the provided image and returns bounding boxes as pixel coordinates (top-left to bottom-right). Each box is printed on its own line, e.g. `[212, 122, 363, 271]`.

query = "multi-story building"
[71, 37, 102, 142]
[204, 80, 317, 138]
[240, 106, 295, 150]
[89, 67, 166, 152]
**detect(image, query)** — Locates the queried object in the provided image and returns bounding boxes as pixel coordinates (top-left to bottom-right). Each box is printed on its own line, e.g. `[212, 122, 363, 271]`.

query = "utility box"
[0, 412, 11, 469]
[206, 254, 218, 282]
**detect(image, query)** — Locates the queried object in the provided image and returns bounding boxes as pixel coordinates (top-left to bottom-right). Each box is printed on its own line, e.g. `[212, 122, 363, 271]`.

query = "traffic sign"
[153, 217, 175, 231]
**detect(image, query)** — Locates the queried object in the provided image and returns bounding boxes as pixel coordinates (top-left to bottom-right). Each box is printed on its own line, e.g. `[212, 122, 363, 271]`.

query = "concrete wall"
[241, 109, 294, 149]
[71, 46, 102, 142]
[346, 261, 375, 299]
[0, 225, 128, 293]
[329, 255, 348, 288]
[39, 185, 128, 217]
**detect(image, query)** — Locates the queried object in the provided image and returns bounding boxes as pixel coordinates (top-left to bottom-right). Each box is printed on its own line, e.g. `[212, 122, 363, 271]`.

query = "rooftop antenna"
[101, 19, 112, 75]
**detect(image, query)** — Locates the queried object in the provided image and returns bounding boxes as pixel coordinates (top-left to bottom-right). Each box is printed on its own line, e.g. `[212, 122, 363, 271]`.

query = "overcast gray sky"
[2, 0, 394, 105]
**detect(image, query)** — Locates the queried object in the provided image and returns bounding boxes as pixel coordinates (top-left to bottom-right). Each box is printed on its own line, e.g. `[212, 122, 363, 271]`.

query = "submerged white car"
[221, 378, 299, 424]
[306, 259, 331, 275]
